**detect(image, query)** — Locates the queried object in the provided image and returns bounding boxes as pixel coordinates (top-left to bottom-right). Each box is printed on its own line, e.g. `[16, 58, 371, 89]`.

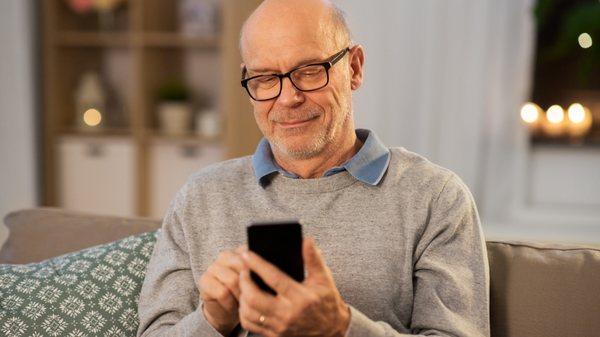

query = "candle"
[541, 105, 567, 137]
[520, 102, 543, 135]
[567, 103, 593, 139]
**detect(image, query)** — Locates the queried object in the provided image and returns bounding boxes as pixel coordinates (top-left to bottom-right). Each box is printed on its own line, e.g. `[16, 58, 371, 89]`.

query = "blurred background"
[0, 0, 598, 246]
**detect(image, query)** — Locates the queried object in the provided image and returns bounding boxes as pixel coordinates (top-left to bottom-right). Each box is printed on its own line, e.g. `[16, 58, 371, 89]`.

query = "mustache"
[269, 107, 323, 123]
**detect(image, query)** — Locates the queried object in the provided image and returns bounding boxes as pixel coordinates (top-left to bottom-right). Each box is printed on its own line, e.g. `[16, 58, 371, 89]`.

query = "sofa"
[1, 208, 599, 337]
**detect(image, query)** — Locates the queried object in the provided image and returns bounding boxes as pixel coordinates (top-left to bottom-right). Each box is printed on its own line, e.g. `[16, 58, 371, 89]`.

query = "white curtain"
[337, 0, 536, 222]
[0, 0, 37, 246]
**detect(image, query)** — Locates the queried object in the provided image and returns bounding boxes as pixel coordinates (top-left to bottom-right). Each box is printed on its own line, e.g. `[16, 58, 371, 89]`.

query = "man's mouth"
[276, 115, 319, 129]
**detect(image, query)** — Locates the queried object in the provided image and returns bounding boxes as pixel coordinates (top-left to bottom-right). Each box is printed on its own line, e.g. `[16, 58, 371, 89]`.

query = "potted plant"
[156, 80, 193, 136]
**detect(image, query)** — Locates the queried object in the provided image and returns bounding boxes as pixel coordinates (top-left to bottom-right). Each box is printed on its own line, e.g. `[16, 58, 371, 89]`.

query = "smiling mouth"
[277, 116, 319, 129]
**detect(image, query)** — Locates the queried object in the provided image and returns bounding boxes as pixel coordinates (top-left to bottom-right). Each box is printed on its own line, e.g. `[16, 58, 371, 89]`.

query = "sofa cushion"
[0, 208, 161, 264]
[0, 230, 158, 337]
[487, 240, 600, 337]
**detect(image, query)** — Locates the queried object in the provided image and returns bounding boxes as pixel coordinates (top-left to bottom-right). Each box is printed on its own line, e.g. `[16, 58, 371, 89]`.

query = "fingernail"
[242, 252, 249, 260]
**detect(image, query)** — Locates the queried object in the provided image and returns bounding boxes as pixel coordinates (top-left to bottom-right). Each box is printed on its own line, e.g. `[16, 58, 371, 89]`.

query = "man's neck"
[272, 130, 363, 179]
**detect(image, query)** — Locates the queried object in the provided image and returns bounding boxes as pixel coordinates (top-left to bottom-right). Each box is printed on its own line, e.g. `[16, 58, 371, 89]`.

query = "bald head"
[240, 0, 351, 58]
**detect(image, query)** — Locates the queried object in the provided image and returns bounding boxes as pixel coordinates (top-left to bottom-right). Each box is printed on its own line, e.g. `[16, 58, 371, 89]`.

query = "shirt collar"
[252, 129, 390, 187]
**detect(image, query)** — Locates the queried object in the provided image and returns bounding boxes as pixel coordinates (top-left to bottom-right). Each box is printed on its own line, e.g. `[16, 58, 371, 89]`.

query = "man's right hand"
[199, 247, 246, 336]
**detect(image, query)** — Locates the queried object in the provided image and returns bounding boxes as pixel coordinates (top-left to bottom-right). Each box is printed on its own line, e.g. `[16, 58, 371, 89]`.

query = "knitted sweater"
[137, 147, 490, 337]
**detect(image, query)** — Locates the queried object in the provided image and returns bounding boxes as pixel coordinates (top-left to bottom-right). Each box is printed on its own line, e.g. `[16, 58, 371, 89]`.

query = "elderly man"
[137, 0, 490, 336]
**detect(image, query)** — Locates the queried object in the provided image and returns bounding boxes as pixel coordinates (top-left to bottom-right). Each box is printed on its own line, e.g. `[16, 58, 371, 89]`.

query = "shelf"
[141, 32, 220, 49]
[59, 128, 132, 139]
[53, 31, 132, 47]
[146, 131, 222, 145]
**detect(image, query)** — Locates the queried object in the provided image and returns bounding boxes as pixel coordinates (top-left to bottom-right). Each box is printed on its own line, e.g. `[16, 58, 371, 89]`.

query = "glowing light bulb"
[568, 103, 586, 124]
[546, 105, 564, 124]
[520, 103, 540, 123]
[578, 33, 592, 49]
[83, 108, 102, 127]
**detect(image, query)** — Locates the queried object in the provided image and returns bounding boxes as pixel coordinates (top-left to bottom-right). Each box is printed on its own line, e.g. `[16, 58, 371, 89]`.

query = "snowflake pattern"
[59, 296, 86, 318]
[75, 280, 100, 300]
[41, 314, 68, 337]
[81, 311, 106, 334]
[127, 258, 148, 278]
[0, 274, 18, 289]
[22, 302, 46, 321]
[38, 285, 63, 304]
[112, 275, 137, 296]
[1, 317, 27, 337]
[1, 294, 25, 311]
[15, 279, 41, 294]
[98, 293, 123, 315]
[104, 250, 128, 266]
[91, 264, 116, 283]
[0, 231, 157, 336]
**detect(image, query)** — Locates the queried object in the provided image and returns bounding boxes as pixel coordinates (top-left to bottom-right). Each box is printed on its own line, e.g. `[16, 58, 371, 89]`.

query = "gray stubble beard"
[270, 104, 352, 161]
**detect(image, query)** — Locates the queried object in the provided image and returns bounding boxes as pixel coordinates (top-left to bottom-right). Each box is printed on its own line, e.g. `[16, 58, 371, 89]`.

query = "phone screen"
[247, 221, 304, 295]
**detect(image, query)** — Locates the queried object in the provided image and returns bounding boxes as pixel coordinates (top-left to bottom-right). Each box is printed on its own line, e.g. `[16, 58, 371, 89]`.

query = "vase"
[158, 102, 193, 136]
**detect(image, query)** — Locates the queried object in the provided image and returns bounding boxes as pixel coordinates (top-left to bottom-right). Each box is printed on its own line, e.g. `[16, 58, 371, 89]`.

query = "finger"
[211, 264, 241, 300]
[239, 269, 278, 316]
[303, 238, 328, 279]
[200, 273, 238, 312]
[239, 310, 275, 337]
[242, 250, 300, 296]
[217, 251, 246, 273]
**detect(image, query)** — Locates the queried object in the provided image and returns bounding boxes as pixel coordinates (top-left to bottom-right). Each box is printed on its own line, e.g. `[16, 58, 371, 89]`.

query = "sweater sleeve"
[136, 196, 228, 337]
[345, 174, 490, 337]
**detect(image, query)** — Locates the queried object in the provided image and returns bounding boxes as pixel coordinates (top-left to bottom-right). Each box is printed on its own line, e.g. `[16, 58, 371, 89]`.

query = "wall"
[338, 0, 600, 244]
[0, 0, 38, 246]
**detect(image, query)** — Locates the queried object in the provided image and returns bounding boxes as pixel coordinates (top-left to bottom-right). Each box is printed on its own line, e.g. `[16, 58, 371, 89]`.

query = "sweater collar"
[252, 129, 390, 187]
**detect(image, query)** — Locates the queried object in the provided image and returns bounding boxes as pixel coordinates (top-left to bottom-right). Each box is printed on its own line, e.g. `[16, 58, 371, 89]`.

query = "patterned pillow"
[0, 230, 159, 337]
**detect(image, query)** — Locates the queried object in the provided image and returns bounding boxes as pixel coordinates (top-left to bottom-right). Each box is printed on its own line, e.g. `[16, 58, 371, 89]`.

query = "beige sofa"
[1, 208, 599, 337]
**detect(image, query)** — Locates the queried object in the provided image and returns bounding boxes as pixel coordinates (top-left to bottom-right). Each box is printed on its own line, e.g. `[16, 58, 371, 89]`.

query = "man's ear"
[348, 45, 365, 91]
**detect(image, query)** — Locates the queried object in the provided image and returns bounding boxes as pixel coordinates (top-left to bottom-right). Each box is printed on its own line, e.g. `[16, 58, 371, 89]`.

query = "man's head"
[240, 0, 365, 160]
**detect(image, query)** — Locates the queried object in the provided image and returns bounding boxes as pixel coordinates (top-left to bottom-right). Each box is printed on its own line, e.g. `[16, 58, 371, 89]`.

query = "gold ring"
[259, 314, 266, 324]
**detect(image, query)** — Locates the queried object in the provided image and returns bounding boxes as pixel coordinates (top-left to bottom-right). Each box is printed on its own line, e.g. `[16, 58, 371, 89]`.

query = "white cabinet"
[149, 141, 224, 219]
[58, 136, 136, 217]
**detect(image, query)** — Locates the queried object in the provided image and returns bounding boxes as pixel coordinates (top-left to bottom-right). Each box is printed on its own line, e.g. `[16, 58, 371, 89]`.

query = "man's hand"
[238, 238, 351, 337]
[199, 246, 245, 336]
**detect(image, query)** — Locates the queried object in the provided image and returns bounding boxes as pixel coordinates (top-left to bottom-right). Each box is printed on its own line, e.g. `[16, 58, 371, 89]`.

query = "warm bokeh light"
[520, 103, 540, 123]
[578, 33, 593, 49]
[546, 105, 565, 124]
[83, 108, 102, 127]
[567, 103, 586, 124]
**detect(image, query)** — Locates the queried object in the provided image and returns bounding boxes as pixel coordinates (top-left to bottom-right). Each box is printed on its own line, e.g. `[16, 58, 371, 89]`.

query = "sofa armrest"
[0, 207, 161, 264]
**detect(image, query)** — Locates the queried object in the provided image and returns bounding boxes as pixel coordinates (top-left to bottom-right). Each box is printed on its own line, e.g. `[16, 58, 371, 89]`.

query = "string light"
[520, 103, 540, 123]
[546, 105, 564, 124]
[578, 33, 593, 49]
[567, 103, 586, 124]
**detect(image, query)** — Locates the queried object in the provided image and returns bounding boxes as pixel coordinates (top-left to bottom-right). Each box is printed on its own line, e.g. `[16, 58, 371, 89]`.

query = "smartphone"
[246, 221, 304, 295]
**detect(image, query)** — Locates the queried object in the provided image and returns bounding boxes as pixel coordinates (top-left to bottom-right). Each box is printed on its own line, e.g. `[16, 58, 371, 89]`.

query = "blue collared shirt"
[252, 129, 391, 186]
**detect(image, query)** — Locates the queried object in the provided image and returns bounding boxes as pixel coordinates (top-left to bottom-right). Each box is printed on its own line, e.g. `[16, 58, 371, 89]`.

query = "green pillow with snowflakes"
[0, 230, 159, 337]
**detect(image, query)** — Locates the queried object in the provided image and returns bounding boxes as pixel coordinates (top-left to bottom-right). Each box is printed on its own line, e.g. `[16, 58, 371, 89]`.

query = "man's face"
[241, 17, 356, 160]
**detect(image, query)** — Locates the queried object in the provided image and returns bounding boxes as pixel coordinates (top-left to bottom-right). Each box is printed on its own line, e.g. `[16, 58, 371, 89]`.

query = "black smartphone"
[246, 221, 304, 295]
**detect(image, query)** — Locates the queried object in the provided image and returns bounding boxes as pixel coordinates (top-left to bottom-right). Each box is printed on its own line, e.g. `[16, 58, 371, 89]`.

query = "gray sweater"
[137, 147, 490, 337]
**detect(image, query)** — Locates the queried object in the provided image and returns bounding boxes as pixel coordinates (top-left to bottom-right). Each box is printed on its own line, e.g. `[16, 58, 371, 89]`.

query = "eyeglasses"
[241, 47, 350, 101]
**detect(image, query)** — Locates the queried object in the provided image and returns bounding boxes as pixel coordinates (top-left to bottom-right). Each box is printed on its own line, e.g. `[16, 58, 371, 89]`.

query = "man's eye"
[299, 68, 321, 76]
[255, 76, 278, 84]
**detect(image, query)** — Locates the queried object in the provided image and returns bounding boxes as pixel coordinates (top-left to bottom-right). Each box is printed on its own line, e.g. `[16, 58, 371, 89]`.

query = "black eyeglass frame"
[240, 47, 351, 101]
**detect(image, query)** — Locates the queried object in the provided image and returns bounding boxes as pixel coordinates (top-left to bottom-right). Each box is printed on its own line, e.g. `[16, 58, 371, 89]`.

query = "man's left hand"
[239, 238, 351, 337]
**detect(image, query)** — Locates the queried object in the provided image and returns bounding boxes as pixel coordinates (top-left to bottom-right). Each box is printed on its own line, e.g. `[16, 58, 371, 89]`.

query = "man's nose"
[277, 76, 304, 107]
